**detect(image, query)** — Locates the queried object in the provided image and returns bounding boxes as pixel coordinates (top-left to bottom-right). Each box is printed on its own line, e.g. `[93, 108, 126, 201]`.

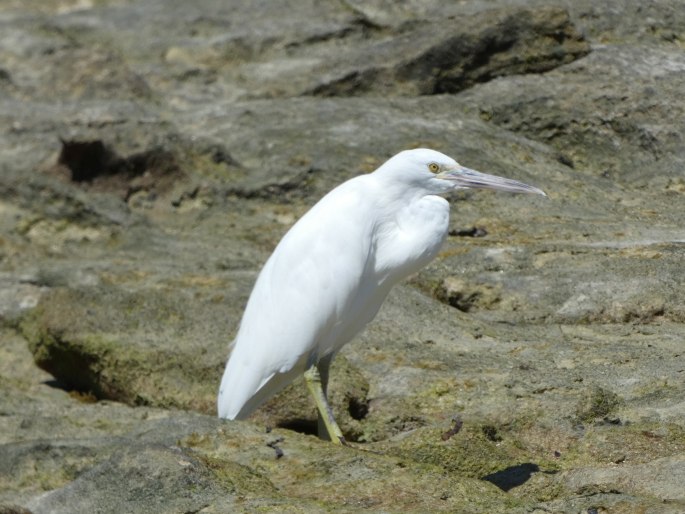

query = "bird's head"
[377, 148, 546, 197]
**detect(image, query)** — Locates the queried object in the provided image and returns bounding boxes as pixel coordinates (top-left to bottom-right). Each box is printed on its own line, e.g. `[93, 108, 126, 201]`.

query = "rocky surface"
[1, 0, 684, 512]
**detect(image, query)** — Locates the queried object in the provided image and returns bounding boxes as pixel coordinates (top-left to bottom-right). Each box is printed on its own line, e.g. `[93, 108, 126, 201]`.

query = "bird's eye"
[428, 162, 440, 173]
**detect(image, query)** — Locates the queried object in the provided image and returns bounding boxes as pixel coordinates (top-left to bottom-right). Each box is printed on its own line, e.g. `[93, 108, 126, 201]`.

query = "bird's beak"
[438, 165, 546, 196]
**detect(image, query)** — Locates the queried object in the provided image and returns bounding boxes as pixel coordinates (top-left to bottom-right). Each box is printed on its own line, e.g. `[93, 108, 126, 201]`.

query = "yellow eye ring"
[428, 162, 440, 173]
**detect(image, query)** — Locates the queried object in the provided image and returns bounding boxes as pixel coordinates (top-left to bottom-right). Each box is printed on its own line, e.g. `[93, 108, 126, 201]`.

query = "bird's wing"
[218, 176, 378, 419]
[373, 195, 450, 284]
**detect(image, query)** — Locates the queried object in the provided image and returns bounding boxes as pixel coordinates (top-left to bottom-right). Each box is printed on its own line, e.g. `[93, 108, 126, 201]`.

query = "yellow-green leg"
[304, 364, 346, 445]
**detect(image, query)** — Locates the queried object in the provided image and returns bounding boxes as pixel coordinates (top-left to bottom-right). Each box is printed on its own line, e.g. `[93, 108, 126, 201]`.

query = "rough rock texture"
[1, 0, 685, 512]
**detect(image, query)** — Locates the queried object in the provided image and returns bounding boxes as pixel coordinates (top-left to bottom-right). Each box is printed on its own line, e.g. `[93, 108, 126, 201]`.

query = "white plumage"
[218, 148, 544, 441]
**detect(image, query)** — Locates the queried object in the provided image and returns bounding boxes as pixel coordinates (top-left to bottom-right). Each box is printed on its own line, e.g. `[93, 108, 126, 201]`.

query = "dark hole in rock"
[449, 226, 488, 238]
[58, 139, 116, 182]
[482, 424, 503, 442]
[276, 416, 363, 443]
[445, 291, 480, 312]
[348, 396, 369, 420]
[276, 418, 318, 437]
[43, 378, 73, 391]
[55, 138, 183, 201]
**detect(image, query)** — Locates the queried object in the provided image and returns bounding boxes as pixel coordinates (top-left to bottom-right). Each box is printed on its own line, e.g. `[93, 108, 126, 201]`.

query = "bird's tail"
[217, 348, 304, 420]
[217, 350, 257, 419]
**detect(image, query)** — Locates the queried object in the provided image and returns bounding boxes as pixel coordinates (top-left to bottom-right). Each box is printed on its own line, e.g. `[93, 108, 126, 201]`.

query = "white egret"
[218, 148, 545, 444]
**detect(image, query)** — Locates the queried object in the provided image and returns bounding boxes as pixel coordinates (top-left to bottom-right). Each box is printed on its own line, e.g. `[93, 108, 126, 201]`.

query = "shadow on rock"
[482, 462, 541, 491]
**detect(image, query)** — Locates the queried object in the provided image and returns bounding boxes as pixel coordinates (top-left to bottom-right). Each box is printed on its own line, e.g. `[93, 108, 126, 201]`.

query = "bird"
[218, 148, 545, 444]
